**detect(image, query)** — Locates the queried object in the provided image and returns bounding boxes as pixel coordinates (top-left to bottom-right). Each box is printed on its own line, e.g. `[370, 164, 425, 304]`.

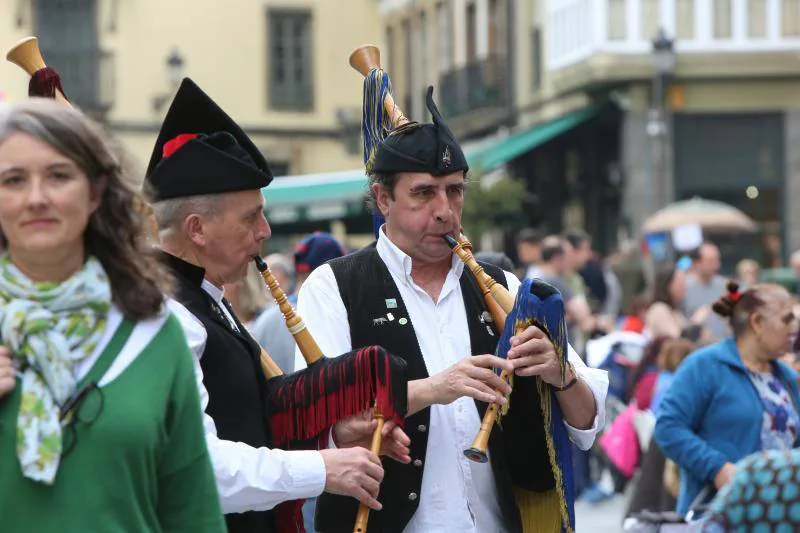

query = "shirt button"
[408, 492, 418, 501]
[417, 424, 427, 433]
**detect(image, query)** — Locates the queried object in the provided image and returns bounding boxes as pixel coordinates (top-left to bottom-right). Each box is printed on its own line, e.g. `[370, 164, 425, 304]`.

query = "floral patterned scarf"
[0, 254, 110, 484]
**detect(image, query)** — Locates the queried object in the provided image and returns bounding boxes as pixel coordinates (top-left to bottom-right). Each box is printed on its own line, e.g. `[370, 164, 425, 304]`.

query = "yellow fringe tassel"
[502, 316, 574, 532]
[514, 488, 562, 533]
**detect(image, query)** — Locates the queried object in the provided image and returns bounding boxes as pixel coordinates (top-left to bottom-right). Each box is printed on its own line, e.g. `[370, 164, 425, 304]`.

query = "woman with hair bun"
[654, 281, 800, 516]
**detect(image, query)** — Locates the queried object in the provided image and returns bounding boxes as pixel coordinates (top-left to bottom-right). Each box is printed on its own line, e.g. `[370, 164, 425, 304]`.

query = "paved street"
[575, 492, 630, 533]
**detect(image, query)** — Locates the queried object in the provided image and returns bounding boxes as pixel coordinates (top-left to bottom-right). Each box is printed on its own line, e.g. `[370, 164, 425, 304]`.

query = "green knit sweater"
[0, 310, 225, 533]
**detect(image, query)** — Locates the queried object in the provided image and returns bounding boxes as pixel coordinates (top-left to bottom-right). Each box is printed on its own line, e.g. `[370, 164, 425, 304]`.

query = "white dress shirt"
[167, 285, 327, 515]
[296, 230, 609, 533]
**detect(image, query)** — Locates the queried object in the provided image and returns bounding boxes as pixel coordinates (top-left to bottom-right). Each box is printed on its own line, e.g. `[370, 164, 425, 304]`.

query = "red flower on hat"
[729, 289, 742, 303]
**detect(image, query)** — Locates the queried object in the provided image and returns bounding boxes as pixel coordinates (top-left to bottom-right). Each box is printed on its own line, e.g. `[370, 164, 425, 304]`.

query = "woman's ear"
[89, 176, 107, 214]
[748, 310, 765, 336]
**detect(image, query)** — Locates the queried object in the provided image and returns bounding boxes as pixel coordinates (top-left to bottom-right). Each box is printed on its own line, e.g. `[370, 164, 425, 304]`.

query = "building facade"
[545, 0, 800, 267]
[381, 0, 800, 266]
[0, 0, 380, 181]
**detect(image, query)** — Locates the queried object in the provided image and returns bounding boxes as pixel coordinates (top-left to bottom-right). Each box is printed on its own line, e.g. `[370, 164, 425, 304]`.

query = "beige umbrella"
[642, 197, 757, 234]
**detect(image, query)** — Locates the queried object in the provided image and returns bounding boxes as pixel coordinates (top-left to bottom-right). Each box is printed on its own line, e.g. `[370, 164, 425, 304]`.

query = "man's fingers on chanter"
[469, 354, 504, 369]
[464, 384, 503, 404]
[359, 473, 381, 498]
[359, 490, 383, 511]
[465, 365, 499, 383]
[363, 458, 384, 482]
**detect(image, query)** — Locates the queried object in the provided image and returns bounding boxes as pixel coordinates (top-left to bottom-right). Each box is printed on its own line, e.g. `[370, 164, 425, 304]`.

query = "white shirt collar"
[201, 278, 225, 305]
[375, 225, 464, 285]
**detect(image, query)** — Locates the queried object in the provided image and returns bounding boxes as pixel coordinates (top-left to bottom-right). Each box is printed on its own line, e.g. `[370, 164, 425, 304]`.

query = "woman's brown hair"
[657, 338, 695, 373]
[651, 267, 678, 309]
[0, 98, 172, 320]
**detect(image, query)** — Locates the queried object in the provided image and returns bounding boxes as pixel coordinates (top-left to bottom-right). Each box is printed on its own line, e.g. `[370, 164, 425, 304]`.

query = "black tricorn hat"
[371, 86, 469, 176]
[145, 78, 273, 201]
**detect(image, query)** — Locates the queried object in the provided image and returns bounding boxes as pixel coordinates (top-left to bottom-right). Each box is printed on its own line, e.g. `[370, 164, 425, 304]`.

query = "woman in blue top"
[654, 281, 800, 515]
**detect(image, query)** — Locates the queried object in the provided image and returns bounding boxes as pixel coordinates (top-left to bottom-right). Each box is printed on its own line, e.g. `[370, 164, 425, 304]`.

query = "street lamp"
[648, 28, 675, 136]
[647, 28, 675, 216]
[652, 28, 676, 78]
[166, 49, 185, 87]
[152, 48, 185, 113]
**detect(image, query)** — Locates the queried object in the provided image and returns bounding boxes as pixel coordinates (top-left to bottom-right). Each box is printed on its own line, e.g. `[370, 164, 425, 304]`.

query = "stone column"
[621, 111, 649, 237]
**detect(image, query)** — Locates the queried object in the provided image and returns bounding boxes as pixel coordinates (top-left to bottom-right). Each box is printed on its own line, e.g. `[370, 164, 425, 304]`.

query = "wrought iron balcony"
[438, 54, 511, 121]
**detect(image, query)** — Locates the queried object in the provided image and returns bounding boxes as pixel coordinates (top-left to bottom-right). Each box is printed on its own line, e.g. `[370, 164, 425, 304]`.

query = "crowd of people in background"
[510, 226, 800, 530]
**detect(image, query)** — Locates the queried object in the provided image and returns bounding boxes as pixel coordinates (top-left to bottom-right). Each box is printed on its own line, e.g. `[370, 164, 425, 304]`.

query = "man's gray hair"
[152, 193, 226, 241]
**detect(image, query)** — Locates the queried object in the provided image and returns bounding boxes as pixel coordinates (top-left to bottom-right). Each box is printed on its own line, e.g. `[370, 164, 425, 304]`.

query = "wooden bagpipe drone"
[7, 36, 411, 533]
[350, 41, 577, 533]
[251, 258, 409, 533]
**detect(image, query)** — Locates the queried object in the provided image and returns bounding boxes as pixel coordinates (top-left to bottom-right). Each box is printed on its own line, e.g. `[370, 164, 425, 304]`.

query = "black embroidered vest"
[315, 247, 554, 533]
[162, 253, 276, 533]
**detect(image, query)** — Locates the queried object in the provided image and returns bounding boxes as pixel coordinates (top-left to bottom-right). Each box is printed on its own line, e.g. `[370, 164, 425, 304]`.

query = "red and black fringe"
[275, 499, 305, 533]
[266, 345, 408, 448]
[29, 67, 69, 101]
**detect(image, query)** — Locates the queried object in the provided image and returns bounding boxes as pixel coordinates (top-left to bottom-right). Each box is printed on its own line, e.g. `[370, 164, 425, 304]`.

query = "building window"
[344, 130, 361, 156]
[436, 2, 452, 74]
[608, 0, 626, 40]
[466, 1, 477, 61]
[531, 27, 542, 91]
[34, 0, 111, 115]
[385, 25, 394, 72]
[402, 18, 413, 116]
[488, 0, 503, 57]
[420, 11, 429, 85]
[269, 161, 290, 177]
[466, 2, 478, 63]
[676, 0, 696, 40]
[713, 0, 733, 39]
[267, 9, 313, 111]
[640, 0, 660, 41]
[783, 0, 800, 37]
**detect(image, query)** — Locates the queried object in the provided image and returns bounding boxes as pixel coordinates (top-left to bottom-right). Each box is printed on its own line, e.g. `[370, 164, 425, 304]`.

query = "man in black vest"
[145, 78, 408, 533]
[296, 87, 609, 532]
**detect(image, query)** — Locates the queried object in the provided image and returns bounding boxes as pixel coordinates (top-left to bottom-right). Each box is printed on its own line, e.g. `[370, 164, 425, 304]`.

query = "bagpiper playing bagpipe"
[294, 45, 610, 533]
[7, 36, 413, 533]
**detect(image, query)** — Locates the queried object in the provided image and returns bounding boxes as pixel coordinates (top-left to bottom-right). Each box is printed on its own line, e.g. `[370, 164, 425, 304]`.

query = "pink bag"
[599, 404, 641, 479]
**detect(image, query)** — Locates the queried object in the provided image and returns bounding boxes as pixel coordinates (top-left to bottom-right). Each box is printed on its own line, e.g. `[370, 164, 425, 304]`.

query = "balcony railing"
[438, 55, 511, 120]
[43, 49, 115, 117]
[547, 0, 800, 71]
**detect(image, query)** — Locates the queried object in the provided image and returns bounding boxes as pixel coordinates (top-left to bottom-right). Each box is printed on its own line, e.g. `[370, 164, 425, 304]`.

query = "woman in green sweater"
[0, 98, 225, 532]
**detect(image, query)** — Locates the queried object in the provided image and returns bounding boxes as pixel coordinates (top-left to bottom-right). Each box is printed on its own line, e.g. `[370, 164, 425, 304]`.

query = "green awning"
[261, 169, 368, 224]
[467, 103, 604, 174]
